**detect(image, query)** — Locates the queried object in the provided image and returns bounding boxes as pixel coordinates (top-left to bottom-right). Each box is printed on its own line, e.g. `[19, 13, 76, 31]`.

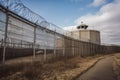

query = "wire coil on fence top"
[0, 0, 71, 37]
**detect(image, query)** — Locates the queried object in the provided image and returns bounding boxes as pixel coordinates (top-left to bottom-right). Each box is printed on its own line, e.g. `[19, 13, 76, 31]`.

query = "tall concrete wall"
[63, 36, 120, 57]
[72, 30, 101, 45]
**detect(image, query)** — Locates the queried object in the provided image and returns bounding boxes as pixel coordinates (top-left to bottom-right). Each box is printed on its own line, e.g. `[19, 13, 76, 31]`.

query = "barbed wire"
[0, 0, 71, 36]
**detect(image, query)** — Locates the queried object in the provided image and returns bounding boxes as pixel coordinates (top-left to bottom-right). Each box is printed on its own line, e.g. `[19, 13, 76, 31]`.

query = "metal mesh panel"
[0, 11, 6, 47]
[8, 17, 34, 41]
[7, 16, 34, 48]
[36, 28, 55, 49]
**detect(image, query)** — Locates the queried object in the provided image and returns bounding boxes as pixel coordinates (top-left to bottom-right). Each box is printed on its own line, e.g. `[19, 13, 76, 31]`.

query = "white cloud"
[63, 25, 77, 31]
[91, 0, 106, 7]
[63, 0, 120, 45]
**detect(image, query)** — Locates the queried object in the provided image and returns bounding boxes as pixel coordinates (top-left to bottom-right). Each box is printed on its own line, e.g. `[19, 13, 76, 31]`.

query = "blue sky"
[22, 0, 113, 27]
[22, 0, 120, 45]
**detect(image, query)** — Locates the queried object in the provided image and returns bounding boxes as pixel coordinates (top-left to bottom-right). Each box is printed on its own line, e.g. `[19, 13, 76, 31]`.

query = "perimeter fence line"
[0, 0, 120, 64]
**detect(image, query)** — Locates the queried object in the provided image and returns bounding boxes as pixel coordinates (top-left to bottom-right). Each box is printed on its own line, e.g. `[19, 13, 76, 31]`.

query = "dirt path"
[76, 56, 116, 80]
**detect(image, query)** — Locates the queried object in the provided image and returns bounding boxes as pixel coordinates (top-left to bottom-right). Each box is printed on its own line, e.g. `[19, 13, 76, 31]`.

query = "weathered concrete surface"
[76, 57, 116, 80]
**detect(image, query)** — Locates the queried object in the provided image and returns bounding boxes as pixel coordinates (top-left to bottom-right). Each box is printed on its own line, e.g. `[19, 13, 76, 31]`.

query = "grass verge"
[0, 55, 104, 80]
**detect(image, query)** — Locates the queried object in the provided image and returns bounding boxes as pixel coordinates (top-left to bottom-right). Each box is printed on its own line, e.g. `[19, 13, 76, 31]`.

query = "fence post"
[33, 27, 36, 61]
[54, 31, 56, 56]
[43, 29, 47, 62]
[3, 8, 9, 64]
[44, 47, 46, 62]
[72, 40, 74, 56]
[62, 37, 65, 56]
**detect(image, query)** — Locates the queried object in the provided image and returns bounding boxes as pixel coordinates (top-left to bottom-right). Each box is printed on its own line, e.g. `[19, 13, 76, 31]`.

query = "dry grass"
[113, 53, 120, 80]
[0, 55, 104, 80]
